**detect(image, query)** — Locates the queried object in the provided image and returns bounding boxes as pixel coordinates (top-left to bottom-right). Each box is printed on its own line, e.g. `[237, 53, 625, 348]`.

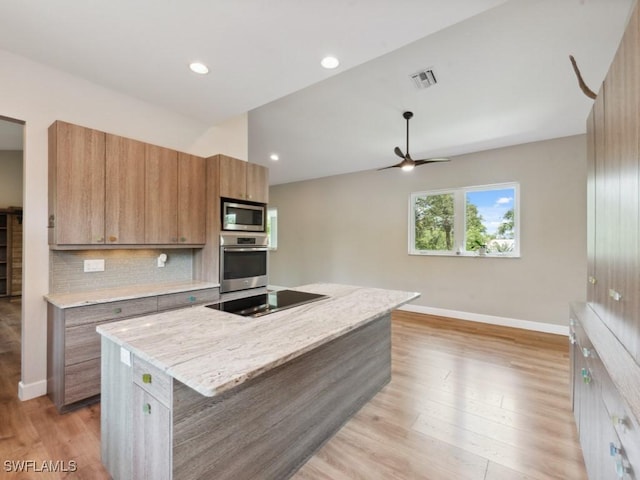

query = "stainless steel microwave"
[222, 200, 266, 232]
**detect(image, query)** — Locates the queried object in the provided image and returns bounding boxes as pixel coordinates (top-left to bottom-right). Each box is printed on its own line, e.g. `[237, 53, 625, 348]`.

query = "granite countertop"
[97, 283, 420, 398]
[45, 280, 220, 308]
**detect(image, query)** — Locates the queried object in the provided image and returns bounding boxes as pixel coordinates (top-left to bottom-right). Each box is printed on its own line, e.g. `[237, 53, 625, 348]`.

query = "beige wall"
[0, 150, 23, 207]
[269, 135, 587, 328]
[0, 48, 248, 400]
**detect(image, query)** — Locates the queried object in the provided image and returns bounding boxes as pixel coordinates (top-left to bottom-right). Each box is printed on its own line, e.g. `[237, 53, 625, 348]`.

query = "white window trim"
[267, 207, 278, 250]
[408, 182, 520, 258]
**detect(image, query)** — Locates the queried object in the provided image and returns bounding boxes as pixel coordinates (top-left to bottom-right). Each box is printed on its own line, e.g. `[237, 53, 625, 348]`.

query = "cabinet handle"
[609, 289, 622, 301]
[610, 442, 622, 456]
[611, 415, 627, 429]
[569, 333, 576, 345]
[581, 368, 592, 384]
[171, 237, 178, 243]
[142, 373, 152, 384]
[180, 237, 187, 242]
[188, 295, 196, 303]
[615, 458, 627, 478]
[582, 347, 592, 358]
[588, 276, 597, 285]
[113, 307, 122, 314]
[109, 235, 117, 242]
[143, 403, 151, 415]
[95, 236, 104, 243]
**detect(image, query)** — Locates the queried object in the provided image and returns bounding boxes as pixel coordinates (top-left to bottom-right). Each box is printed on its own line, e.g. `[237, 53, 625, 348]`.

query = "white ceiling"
[0, 0, 634, 183]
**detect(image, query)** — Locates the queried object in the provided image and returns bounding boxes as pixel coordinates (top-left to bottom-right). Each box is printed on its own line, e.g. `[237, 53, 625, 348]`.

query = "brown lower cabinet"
[47, 288, 219, 412]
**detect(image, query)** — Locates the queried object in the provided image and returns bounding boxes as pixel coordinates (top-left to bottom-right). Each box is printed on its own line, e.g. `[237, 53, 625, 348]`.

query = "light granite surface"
[97, 283, 419, 398]
[44, 280, 220, 308]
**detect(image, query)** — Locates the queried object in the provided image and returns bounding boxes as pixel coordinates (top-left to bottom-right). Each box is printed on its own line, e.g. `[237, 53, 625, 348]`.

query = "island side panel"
[101, 336, 133, 480]
[171, 313, 392, 480]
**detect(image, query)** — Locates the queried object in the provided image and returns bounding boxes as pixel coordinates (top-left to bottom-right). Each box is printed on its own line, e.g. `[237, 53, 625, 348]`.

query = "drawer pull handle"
[189, 295, 196, 302]
[142, 373, 152, 384]
[582, 347, 592, 358]
[143, 403, 151, 415]
[615, 458, 627, 478]
[611, 415, 627, 428]
[569, 333, 576, 345]
[581, 368, 591, 384]
[180, 237, 187, 242]
[114, 308, 122, 314]
[588, 276, 597, 285]
[609, 289, 622, 301]
[109, 235, 117, 242]
[610, 442, 621, 456]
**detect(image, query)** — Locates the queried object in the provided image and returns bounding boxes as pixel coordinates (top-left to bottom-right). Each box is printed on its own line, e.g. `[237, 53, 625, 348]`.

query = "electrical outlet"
[84, 259, 105, 272]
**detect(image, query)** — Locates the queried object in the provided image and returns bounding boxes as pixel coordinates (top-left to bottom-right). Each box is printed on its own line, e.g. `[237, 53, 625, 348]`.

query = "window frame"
[408, 182, 520, 257]
[266, 207, 278, 250]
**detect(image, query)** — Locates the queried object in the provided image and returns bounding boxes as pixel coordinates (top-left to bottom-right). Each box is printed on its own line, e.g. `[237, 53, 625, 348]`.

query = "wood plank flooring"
[0, 300, 587, 479]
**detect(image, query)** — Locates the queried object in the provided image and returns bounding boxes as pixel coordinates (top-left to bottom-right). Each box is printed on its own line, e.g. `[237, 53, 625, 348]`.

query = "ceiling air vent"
[410, 68, 437, 89]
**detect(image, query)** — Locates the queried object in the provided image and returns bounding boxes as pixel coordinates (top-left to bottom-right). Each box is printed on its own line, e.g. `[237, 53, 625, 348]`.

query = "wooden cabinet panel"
[49, 121, 105, 245]
[156, 288, 219, 310]
[177, 153, 206, 244]
[105, 134, 146, 244]
[133, 357, 172, 407]
[64, 358, 101, 404]
[246, 162, 269, 203]
[145, 145, 178, 244]
[64, 297, 158, 327]
[133, 386, 171, 480]
[219, 154, 247, 200]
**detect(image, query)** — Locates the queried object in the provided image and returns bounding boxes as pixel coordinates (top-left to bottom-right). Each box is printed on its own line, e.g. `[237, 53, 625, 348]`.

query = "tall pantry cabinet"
[571, 1, 640, 479]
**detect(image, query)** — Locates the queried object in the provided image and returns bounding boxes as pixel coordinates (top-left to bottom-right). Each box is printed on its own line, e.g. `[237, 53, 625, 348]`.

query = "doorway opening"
[0, 115, 25, 402]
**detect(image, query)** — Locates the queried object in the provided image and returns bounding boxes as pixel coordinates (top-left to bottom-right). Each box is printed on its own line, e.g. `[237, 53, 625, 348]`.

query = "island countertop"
[97, 283, 419, 398]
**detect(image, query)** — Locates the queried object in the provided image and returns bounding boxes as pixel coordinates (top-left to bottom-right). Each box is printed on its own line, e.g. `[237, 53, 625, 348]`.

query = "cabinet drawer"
[157, 288, 219, 311]
[596, 361, 640, 476]
[65, 297, 158, 327]
[64, 357, 101, 405]
[65, 321, 109, 366]
[133, 356, 172, 407]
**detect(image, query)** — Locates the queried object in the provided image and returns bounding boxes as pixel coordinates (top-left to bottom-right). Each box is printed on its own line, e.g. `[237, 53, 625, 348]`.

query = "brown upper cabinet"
[105, 134, 146, 244]
[218, 154, 269, 203]
[49, 121, 106, 245]
[49, 121, 206, 248]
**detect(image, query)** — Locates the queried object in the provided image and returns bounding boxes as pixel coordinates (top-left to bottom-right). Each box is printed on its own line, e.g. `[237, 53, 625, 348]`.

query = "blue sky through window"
[466, 188, 515, 235]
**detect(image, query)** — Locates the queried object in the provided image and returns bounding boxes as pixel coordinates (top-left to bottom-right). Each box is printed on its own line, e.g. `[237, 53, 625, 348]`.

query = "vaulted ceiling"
[0, 0, 634, 183]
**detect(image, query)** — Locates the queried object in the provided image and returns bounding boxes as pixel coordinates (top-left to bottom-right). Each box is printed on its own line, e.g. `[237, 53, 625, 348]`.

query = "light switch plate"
[84, 259, 105, 272]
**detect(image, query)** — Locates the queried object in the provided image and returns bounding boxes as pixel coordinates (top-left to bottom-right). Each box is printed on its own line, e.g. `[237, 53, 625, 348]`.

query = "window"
[267, 208, 278, 250]
[409, 182, 519, 257]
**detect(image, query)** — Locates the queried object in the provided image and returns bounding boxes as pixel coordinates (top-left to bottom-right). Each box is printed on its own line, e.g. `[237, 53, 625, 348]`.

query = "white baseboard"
[398, 304, 569, 336]
[18, 379, 47, 401]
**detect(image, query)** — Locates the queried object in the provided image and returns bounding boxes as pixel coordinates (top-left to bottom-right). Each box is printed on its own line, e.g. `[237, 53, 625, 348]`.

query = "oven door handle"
[222, 247, 269, 252]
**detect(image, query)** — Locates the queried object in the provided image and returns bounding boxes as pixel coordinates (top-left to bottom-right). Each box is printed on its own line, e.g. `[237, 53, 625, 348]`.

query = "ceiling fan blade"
[393, 146, 405, 159]
[377, 162, 403, 170]
[413, 158, 450, 166]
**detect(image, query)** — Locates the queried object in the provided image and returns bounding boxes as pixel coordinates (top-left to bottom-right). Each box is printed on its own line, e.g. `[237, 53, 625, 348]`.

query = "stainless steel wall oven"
[219, 233, 268, 293]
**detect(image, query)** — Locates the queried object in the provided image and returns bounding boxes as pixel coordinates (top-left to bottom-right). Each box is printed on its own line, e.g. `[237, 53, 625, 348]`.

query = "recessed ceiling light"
[321, 56, 340, 69]
[270, 153, 279, 161]
[189, 62, 209, 74]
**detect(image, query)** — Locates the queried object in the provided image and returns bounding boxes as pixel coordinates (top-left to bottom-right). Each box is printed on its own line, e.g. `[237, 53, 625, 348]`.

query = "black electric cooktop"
[206, 290, 328, 318]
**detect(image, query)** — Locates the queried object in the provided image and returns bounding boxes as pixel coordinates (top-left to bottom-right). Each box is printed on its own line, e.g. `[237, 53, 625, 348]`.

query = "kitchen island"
[97, 283, 419, 480]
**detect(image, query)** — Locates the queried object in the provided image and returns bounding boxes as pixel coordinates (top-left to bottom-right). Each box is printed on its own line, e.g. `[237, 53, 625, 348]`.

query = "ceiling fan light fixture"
[401, 163, 415, 172]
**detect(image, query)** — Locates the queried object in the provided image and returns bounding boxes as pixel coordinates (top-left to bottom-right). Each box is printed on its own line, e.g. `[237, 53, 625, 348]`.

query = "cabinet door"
[133, 386, 171, 480]
[49, 121, 105, 245]
[105, 134, 146, 244]
[177, 153, 206, 244]
[145, 145, 178, 244]
[246, 162, 269, 203]
[586, 109, 596, 305]
[219, 155, 247, 200]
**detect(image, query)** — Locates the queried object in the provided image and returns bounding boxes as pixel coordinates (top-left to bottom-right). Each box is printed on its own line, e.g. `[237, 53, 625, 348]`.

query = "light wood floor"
[0, 300, 587, 479]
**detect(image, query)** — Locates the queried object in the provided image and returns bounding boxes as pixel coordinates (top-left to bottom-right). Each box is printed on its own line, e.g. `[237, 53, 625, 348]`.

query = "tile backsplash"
[49, 249, 194, 294]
